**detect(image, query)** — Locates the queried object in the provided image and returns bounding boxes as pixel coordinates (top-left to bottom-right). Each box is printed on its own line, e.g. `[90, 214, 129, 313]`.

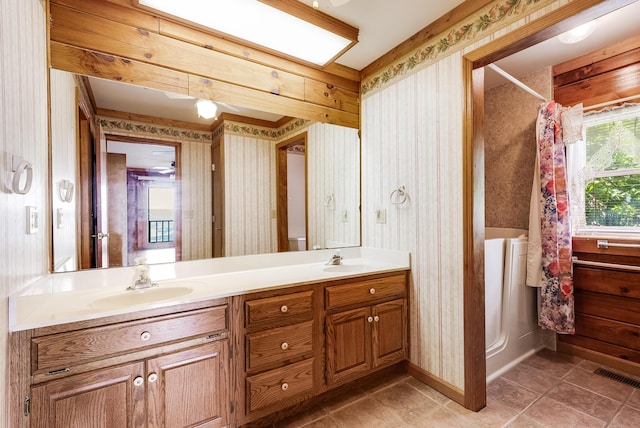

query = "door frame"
[461, 0, 633, 411]
[275, 133, 308, 252]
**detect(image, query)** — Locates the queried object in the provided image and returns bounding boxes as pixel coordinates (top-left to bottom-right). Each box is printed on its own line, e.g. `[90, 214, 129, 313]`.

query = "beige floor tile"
[277, 405, 329, 428]
[408, 407, 475, 428]
[330, 396, 403, 428]
[545, 381, 621, 422]
[504, 415, 545, 427]
[501, 359, 560, 393]
[521, 353, 579, 379]
[445, 398, 520, 428]
[405, 377, 452, 405]
[487, 377, 541, 412]
[298, 415, 341, 428]
[627, 389, 640, 410]
[357, 370, 410, 393]
[320, 385, 367, 412]
[371, 381, 440, 425]
[609, 405, 640, 428]
[563, 367, 633, 402]
[523, 396, 606, 428]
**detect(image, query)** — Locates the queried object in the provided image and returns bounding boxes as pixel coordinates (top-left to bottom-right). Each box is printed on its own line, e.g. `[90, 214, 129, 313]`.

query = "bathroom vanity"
[9, 248, 409, 427]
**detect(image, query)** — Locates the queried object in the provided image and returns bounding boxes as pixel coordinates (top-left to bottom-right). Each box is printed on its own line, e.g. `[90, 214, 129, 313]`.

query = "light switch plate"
[376, 209, 386, 224]
[341, 210, 349, 222]
[27, 206, 38, 234]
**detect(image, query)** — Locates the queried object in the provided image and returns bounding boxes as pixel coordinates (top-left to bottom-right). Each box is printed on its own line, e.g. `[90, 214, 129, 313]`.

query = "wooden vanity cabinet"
[325, 273, 407, 386]
[22, 300, 231, 428]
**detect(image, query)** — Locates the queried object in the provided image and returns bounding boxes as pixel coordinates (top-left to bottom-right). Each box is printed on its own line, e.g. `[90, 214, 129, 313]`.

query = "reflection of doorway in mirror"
[105, 138, 180, 267]
[276, 134, 307, 252]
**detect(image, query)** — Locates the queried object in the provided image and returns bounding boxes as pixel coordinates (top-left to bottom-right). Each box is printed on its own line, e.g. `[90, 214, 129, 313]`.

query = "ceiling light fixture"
[558, 21, 597, 44]
[196, 99, 218, 119]
[135, 0, 358, 66]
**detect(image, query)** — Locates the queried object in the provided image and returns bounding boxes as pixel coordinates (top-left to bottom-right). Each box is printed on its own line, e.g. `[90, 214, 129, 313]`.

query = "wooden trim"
[553, 33, 640, 76]
[361, 0, 495, 79]
[462, 60, 486, 412]
[557, 341, 640, 377]
[406, 361, 465, 405]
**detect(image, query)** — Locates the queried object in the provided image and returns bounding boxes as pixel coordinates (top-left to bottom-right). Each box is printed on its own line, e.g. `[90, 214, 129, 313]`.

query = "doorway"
[461, 0, 634, 411]
[276, 133, 307, 252]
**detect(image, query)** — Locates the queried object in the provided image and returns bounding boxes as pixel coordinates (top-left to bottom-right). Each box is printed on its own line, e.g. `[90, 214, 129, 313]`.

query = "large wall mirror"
[49, 69, 361, 272]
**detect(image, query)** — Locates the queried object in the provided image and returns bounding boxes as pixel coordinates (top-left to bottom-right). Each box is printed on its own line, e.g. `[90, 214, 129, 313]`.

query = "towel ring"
[59, 179, 74, 203]
[323, 193, 334, 208]
[390, 185, 408, 204]
[12, 158, 33, 195]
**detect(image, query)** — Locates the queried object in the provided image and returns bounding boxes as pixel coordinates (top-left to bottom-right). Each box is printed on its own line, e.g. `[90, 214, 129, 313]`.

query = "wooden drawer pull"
[280, 305, 288, 313]
[369, 288, 375, 294]
[367, 316, 374, 323]
[374, 315, 379, 322]
[281, 342, 289, 350]
[148, 373, 158, 383]
[133, 376, 144, 387]
[140, 331, 151, 341]
[281, 382, 289, 391]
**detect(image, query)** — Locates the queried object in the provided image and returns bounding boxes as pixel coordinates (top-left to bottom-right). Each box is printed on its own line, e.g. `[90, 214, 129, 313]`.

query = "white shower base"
[485, 227, 543, 381]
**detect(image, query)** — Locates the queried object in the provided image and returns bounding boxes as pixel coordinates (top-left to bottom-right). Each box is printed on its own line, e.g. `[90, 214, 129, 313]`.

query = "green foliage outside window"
[584, 117, 640, 228]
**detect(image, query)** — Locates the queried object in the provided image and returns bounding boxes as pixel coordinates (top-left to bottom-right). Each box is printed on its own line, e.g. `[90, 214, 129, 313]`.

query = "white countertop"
[9, 247, 410, 331]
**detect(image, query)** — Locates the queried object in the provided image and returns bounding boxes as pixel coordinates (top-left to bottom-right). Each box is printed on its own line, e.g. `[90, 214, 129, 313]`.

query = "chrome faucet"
[128, 257, 157, 290]
[326, 250, 343, 266]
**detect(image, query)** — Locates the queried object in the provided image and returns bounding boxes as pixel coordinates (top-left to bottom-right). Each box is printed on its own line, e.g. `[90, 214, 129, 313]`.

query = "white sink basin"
[90, 286, 193, 309]
[323, 264, 370, 273]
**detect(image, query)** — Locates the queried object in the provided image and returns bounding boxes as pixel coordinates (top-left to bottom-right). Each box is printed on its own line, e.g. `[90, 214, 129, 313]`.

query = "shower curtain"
[528, 100, 575, 334]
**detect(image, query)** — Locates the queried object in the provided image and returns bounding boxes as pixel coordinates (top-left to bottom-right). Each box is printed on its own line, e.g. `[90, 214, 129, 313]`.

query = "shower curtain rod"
[487, 63, 548, 102]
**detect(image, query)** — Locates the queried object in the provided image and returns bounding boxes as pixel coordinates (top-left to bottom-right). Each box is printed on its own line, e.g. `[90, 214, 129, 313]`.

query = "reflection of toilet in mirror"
[288, 237, 307, 252]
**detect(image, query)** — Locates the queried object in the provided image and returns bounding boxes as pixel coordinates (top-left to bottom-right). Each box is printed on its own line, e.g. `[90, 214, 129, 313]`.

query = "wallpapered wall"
[50, 69, 79, 271]
[361, 0, 571, 391]
[485, 67, 552, 230]
[0, 0, 48, 424]
[223, 121, 360, 256]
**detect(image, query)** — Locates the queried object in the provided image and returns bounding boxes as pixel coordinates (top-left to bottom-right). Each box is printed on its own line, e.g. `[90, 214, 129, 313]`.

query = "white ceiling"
[88, 0, 640, 124]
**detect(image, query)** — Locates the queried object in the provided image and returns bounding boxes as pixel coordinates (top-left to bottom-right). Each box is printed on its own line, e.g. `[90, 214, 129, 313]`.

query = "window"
[569, 103, 640, 234]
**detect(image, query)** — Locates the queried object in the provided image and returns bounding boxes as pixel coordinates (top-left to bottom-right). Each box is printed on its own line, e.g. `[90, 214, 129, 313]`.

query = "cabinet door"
[372, 299, 407, 367]
[31, 362, 146, 428]
[326, 307, 372, 385]
[147, 340, 229, 428]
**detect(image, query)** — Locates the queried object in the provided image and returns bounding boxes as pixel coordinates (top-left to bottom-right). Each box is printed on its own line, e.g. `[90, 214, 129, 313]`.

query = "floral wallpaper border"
[98, 116, 213, 143]
[223, 117, 311, 141]
[361, 0, 551, 97]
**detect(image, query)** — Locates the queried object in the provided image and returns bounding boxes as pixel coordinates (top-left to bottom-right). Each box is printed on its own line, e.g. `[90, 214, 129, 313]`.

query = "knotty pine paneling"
[1, 0, 48, 424]
[50, 69, 79, 271]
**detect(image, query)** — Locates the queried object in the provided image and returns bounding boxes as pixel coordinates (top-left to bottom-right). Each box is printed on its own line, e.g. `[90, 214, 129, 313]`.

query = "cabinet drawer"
[32, 305, 227, 373]
[575, 313, 640, 351]
[246, 321, 313, 371]
[245, 290, 313, 327]
[246, 358, 314, 412]
[325, 274, 406, 309]
[574, 266, 640, 298]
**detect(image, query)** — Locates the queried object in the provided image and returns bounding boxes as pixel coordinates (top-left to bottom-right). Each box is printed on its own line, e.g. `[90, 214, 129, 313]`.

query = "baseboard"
[557, 342, 640, 377]
[405, 361, 465, 406]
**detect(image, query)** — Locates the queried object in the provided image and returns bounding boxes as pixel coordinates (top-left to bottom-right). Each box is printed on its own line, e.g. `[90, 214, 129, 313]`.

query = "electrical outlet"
[375, 209, 386, 224]
[341, 210, 349, 222]
[57, 208, 64, 229]
[26, 206, 38, 234]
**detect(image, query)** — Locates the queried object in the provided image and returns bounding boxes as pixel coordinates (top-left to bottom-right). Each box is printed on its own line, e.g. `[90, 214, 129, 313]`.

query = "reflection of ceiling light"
[196, 99, 218, 119]
[135, 0, 358, 66]
[558, 21, 596, 44]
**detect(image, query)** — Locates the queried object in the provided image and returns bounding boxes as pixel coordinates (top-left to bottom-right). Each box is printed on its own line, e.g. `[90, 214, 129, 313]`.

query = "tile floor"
[271, 350, 640, 427]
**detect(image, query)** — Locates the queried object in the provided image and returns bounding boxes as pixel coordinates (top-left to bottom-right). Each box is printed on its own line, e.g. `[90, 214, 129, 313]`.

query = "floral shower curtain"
[530, 100, 575, 334]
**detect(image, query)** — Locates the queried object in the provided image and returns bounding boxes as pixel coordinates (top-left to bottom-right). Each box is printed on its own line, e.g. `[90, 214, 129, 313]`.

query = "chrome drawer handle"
[374, 316, 380, 322]
[133, 376, 144, 387]
[281, 382, 289, 391]
[367, 316, 374, 323]
[369, 288, 375, 294]
[280, 305, 288, 313]
[281, 342, 289, 350]
[148, 373, 158, 383]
